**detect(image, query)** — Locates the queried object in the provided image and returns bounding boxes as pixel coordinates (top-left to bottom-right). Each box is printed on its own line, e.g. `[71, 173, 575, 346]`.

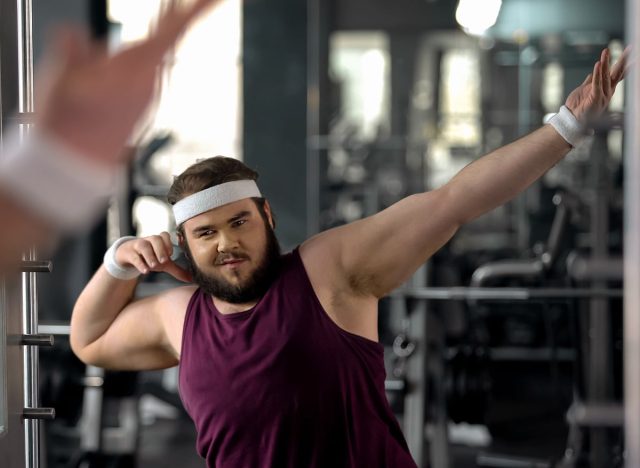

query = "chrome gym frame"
[624, 0, 640, 466]
[0, 1, 55, 467]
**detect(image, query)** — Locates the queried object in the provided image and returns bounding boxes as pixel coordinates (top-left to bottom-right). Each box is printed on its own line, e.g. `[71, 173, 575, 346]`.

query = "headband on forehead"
[172, 179, 262, 226]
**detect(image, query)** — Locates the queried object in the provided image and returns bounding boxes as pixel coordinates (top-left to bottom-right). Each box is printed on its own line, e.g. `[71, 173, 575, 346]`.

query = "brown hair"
[167, 156, 259, 205]
[168, 156, 273, 230]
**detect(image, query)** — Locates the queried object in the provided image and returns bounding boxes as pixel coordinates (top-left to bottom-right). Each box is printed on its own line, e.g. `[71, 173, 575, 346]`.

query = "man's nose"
[217, 231, 239, 253]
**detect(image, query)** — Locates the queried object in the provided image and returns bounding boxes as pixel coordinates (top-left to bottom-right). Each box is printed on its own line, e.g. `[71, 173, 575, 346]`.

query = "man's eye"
[200, 229, 216, 237]
[232, 219, 247, 227]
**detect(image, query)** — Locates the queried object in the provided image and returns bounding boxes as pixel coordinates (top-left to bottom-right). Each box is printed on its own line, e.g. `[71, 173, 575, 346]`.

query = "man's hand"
[115, 232, 192, 283]
[565, 47, 631, 125]
[36, 0, 219, 166]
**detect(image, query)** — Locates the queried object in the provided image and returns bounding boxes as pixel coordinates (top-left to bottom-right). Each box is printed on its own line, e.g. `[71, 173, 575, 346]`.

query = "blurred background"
[0, 0, 636, 467]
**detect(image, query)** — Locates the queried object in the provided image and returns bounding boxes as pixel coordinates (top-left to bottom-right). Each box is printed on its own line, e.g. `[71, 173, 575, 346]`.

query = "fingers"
[147, 0, 219, 56]
[146, 235, 173, 266]
[601, 49, 612, 97]
[176, 0, 220, 29]
[120, 233, 174, 274]
[591, 60, 602, 99]
[35, 26, 92, 97]
[610, 45, 632, 84]
[582, 73, 593, 86]
[123, 245, 151, 275]
[163, 261, 193, 283]
[135, 240, 162, 271]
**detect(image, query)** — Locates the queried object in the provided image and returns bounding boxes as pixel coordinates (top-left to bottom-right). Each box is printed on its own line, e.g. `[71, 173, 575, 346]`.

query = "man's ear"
[263, 200, 275, 229]
[177, 232, 185, 247]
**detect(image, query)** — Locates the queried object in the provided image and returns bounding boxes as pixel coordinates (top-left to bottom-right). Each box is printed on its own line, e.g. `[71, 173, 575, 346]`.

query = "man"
[0, 0, 217, 272]
[71, 48, 629, 467]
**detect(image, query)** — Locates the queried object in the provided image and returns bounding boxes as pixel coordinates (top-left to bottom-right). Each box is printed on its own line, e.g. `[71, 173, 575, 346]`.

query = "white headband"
[172, 179, 262, 225]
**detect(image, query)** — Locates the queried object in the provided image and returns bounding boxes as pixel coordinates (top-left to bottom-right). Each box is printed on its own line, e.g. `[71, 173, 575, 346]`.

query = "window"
[107, 0, 242, 235]
[330, 31, 390, 141]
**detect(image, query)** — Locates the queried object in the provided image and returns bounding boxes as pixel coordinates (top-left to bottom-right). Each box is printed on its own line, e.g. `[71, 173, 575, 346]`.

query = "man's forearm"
[70, 266, 138, 354]
[444, 125, 572, 225]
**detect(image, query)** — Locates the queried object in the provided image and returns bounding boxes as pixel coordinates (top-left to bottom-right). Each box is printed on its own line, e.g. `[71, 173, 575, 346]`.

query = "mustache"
[214, 252, 250, 265]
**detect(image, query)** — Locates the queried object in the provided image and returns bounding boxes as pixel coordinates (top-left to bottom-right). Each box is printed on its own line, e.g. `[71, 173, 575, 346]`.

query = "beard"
[183, 222, 282, 304]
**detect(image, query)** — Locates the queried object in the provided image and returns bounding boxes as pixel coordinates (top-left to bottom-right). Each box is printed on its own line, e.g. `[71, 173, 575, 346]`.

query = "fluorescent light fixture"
[456, 0, 503, 36]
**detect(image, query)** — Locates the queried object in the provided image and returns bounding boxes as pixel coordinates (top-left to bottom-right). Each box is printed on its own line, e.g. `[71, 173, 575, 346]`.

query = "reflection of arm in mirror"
[300, 46, 630, 322]
[0, 0, 218, 273]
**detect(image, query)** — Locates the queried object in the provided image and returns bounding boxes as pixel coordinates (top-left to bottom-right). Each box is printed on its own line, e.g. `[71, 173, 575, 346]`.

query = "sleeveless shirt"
[178, 249, 417, 468]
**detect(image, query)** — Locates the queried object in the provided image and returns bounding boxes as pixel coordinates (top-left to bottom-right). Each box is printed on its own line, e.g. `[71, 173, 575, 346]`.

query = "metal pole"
[306, 0, 322, 237]
[402, 265, 433, 468]
[17, 0, 37, 466]
[587, 133, 612, 468]
[17, 0, 33, 114]
[396, 287, 623, 301]
[624, 0, 640, 465]
[21, 249, 39, 468]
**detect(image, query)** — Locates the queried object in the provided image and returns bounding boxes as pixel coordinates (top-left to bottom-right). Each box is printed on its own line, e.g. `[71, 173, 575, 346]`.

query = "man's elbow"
[437, 184, 476, 227]
[69, 334, 92, 365]
[69, 322, 101, 367]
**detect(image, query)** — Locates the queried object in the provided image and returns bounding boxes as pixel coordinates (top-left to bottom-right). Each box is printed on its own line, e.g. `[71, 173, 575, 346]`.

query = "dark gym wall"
[243, 0, 308, 249]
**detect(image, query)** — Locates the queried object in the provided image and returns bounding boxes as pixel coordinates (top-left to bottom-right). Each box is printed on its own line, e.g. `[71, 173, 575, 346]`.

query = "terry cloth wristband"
[0, 127, 115, 233]
[103, 236, 140, 280]
[547, 105, 591, 148]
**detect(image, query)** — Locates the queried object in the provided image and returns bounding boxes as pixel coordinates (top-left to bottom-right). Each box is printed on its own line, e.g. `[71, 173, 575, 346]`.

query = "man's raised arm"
[302, 47, 630, 300]
[0, 0, 218, 273]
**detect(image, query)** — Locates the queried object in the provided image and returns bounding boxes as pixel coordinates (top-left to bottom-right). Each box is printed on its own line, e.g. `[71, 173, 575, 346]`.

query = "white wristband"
[0, 127, 115, 233]
[547, 105, 590, 148]
[103, 236, 140, 280]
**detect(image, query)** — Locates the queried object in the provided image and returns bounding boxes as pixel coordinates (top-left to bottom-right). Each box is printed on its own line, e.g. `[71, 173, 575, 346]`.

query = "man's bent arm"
[70, 234, 192, 370]
[70, 266, 139, 362]
[70, 266, 185, 370]
[70, 266, 177, 370]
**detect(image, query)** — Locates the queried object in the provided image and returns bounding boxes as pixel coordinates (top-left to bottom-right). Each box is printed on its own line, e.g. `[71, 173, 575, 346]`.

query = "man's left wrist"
[547, 105, 592, 148]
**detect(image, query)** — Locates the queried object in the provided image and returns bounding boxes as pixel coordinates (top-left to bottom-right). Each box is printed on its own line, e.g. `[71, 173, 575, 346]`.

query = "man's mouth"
[217, 256, 248, 266]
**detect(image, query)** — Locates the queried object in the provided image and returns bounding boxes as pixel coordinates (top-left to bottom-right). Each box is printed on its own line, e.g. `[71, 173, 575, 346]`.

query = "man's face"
[181, 198, 281, 304]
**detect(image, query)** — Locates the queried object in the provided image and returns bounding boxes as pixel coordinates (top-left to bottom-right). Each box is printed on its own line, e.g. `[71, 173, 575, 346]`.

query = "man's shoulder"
[153, 284, 199, 310]
[164, 284, 199, 300]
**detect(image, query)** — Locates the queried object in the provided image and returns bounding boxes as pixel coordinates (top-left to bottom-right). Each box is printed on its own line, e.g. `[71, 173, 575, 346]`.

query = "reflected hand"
[36, 0, 219, 166]
[565, 46, 631, 125]
[115, 232, 192, 283]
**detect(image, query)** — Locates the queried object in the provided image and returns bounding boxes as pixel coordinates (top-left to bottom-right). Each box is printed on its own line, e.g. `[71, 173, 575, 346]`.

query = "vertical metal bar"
[80, 366, 105, 452]
[17, 0, 34, 114]
[21, 249, 39, 468]
[427, 309, 450, 468]
[0, 278, 6, 436]
[514, 45, 535, 251]
[17, 0, 37, 466]
[306, 0, 321, 237]
[306, 0, 330, 237]
[588, 134, 612, 468]
[624, 0, 640, 465]
[403, 265, 432, 467]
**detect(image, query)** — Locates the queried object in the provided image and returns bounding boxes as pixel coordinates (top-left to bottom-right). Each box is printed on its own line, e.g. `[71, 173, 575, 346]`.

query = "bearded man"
[70, 47, 629, 468]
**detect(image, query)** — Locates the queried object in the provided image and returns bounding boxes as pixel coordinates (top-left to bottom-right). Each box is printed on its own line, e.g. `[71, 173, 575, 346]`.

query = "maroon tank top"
[178, 248, 417, 468]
